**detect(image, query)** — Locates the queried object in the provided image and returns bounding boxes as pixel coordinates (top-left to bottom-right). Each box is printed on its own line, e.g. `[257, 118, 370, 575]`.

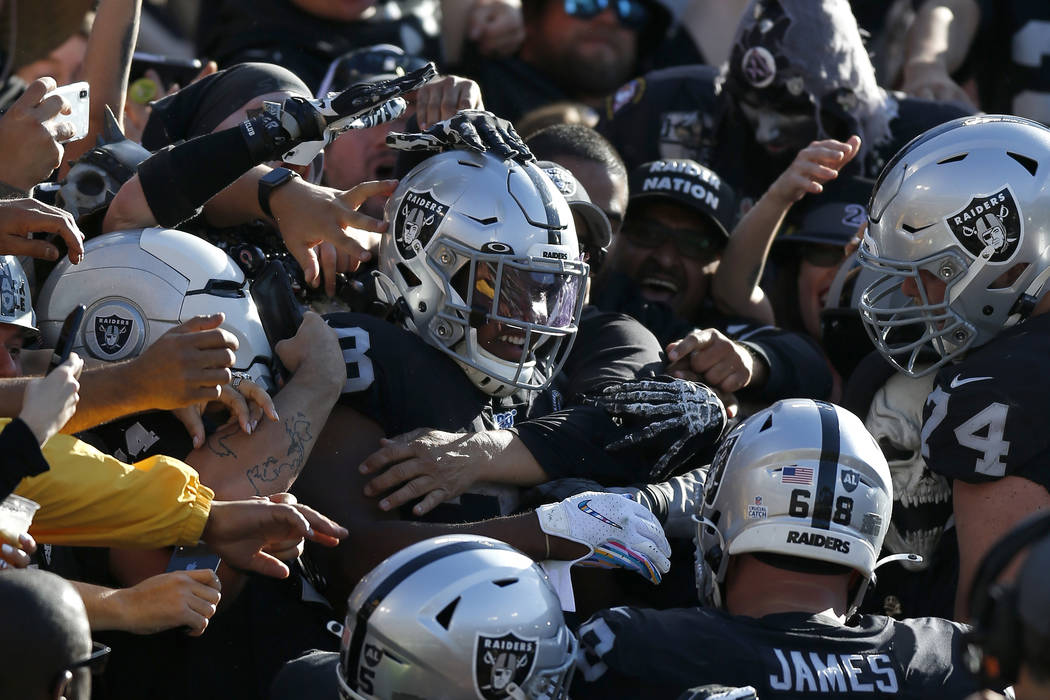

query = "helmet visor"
[472, 257, 586, 335]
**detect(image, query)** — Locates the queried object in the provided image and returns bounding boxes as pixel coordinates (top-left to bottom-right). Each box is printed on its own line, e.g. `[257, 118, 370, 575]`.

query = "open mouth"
[640, 276, 679, 302]
[483, 331, 530, 362]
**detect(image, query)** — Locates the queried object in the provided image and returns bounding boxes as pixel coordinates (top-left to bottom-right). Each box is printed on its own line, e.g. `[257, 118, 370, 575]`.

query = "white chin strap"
[849, 552, 924, 617]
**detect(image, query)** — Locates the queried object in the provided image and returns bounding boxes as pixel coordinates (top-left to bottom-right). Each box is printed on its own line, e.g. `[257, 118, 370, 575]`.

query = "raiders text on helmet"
[337, 535, 576, 700]
[858, 115, 1050, 376]
[695, 399, 893, 614]
[377, 150, 588, 397]
[36, 228, 274, 388]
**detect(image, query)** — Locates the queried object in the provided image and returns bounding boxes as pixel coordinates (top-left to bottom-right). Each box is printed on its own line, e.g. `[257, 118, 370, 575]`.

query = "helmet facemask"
[379, 150, 589, 398]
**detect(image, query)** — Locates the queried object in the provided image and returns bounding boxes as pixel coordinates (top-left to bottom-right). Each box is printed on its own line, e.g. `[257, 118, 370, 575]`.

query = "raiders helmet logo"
[395, 190, 447, 259]
[703, 432, 739, 506]
[94, 313, 133, 356]
[473, 632, 537, 700]
[944, 186, 1021, 263]
[741, 46, 777, 88]
[0, 259, 27, 318]
[541, 165, 577, 198]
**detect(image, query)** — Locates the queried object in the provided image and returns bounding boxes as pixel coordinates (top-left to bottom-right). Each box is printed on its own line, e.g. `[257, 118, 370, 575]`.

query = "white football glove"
[536, 491, 671, 584]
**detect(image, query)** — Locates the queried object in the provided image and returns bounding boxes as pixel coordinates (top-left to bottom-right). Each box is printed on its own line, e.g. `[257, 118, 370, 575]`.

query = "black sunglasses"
[620, 221, 723, 261]
[563, 0, 650, 30]
[68, 641, 111, 676]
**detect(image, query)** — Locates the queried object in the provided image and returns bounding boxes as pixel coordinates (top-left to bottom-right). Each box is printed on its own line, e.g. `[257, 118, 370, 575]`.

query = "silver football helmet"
[0, 255, 37, 340]
[695, 399, 893, 613]
[858, 115, 1050, 376]
[337, 535, 576, 700]
[376, 150, 588, 397]
[36, 228, 273, 388]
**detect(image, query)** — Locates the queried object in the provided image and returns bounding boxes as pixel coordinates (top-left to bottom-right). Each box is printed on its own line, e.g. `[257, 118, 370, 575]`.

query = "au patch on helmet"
[395, 190, 447, 259]
[474, 632, 537, 700]
[94, 313, 133, 357]
[944, 186, 1021, 263]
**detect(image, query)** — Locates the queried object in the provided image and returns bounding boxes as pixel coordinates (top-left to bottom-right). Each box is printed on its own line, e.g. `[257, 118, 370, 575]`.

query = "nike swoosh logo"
[950, 374, 993, 389]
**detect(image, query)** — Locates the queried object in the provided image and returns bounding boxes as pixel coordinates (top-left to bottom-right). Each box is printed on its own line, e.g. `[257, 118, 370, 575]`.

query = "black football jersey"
[324, 308, 669, 518]
[922, 313, 1050, 490]
[573, 607, 977, 699]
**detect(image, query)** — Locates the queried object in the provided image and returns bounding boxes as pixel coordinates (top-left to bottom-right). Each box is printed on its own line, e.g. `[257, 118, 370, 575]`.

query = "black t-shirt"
[455, 51, 572, 125]
[591, 272, 833, 402]
[972, 0, 1050, 125]
[597, 65, 973, 209]
[573, 606, 978, 698]
[196, 0, 444, 91]
[922, 312, 1050, 490]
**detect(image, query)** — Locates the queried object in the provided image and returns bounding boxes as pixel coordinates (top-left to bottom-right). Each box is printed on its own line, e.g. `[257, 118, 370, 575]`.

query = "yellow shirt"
[9, 420, 214, 548]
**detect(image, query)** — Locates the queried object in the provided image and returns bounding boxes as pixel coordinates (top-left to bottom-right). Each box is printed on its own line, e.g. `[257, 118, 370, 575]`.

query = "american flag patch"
[781, 466, 814, 485]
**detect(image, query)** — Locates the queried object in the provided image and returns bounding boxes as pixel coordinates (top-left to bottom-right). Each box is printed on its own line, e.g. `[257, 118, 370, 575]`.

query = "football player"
[857, 115, 1050, 618]
[295, 147, 700, 606]
[573, 399, 980, 698]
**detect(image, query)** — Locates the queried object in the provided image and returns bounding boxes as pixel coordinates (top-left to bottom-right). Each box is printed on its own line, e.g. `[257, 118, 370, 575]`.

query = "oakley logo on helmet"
[741, 46, 777, 88]
[786, 530, 851, 554]
[474, 632, 537, 700]
[94, 313, 133, 356]
[944, 187, 1021, 263]
[395, 190, 447, 259]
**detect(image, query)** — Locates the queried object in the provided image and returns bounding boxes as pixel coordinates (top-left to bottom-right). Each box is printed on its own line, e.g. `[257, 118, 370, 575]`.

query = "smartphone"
[165, 542, 222, 573]
[47, 305, 85, 375]
[130, 52, 203, 89]
[48, 82, 90, 143]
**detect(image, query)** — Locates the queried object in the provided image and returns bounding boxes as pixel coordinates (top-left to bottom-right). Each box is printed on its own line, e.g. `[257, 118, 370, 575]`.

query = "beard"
[543, 39, 636, 99]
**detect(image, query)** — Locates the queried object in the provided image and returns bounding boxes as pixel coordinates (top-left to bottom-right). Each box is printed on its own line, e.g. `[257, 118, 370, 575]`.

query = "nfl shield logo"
[474, 632, 537, 700]
[94, 313, 132, 356]
[944, 186, 1021, 263]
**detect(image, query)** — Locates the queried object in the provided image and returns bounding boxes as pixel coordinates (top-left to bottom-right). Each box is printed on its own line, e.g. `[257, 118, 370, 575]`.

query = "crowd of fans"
[0, 0, 1049, 698]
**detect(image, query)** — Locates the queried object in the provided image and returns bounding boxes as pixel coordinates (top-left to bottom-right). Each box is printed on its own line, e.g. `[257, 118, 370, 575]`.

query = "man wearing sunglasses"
[459, 0, 670, 124]
[0, 568, 99, 700]
[593, 158, 833, 408]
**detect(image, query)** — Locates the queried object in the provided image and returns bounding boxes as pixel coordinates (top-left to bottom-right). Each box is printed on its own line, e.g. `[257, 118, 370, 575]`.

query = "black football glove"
[386, 109, 533, 164]
[588, 375, 727, 481]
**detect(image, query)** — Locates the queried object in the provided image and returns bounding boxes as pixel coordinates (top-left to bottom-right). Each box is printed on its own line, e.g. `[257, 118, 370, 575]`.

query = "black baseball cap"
[777, 175, 874, 247]
[627, 159, 737, 238]
[537, 160, 612, 261]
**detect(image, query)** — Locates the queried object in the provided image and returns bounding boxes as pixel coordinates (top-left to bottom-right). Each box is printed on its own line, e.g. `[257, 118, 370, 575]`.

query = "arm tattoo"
[206, 422, 241, 459]
[245, 412, 315, 495]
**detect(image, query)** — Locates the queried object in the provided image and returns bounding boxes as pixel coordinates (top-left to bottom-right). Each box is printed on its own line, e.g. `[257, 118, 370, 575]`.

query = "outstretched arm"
[712, 136, 860, 323]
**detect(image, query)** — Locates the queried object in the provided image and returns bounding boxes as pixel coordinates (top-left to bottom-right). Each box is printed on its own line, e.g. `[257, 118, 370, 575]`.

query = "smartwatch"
[258, 167, 300, 220]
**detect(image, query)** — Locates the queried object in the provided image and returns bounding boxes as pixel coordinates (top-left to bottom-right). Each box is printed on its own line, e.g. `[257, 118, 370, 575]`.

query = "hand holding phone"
[46, 82, 90, 144]
[48, 305, 85, 375]
[166, 542, 222, 573]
